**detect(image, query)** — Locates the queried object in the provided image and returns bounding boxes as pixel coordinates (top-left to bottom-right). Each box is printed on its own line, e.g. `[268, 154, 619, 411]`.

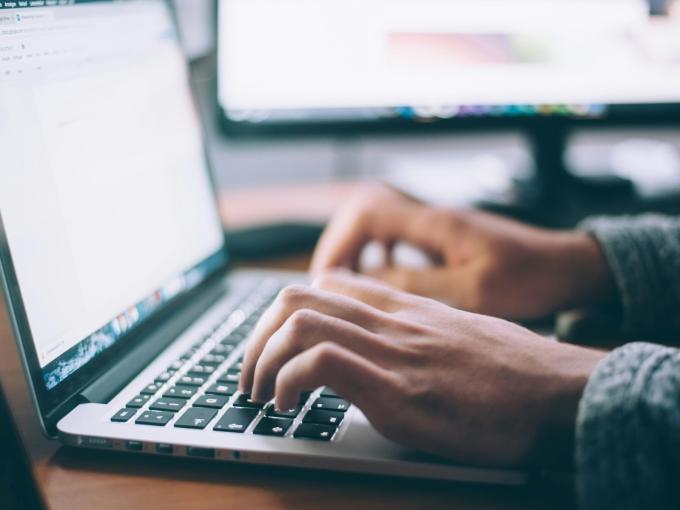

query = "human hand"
[240, 271, 605, 467]
[311, 183, 615, 320]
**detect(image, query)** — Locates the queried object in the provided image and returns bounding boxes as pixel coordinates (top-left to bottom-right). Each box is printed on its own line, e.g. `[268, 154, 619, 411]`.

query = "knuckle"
[277, 284, 309, 307]
[286, 308, 319, 336]
[311, 341, 340, 370]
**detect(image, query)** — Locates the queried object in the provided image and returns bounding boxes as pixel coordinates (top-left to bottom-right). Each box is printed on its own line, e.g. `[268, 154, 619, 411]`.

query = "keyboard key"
[311, 397, 350, 413]
[254, 417, 293, 437]
[218, 368, 241, 383]
[136, 410, 174, 426]
[127, 394, 151, 408]
[232, 393, 265, 409]
[293, 423, 336, 441]
[303, 410, 344, 427]
[141, 383, 161, 395]
[174, 407, 217, 430]
[163, 385, 197, 399]
[193, 395, 229, 409]
[200, 353, 227, 366]
[266, 406, 301, 419]
[150, 397, 186, 413]
[213, 408, 258, 433]
[320, 387, 342, 398]
[178, 375, 207, 387]
[299, 391, 313, 404]
[154, 371, 175, 383]
[188, 364, 216, 376]
[211, 344, 235, 355]
[205, 383, 237, 397]
[111, 408, 136, 422]
[169, 360, 184, 371]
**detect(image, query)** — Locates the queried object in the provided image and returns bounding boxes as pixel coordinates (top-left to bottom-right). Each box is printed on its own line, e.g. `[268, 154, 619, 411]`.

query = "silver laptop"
[0, 0, 525, 485]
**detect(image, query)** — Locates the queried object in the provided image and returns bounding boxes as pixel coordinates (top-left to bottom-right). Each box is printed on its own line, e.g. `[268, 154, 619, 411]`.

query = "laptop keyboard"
[109, 280, 349, 442]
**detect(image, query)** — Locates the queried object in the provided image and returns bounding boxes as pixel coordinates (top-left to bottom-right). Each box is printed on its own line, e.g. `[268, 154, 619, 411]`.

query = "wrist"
[551, 231, 617, 310]
[531, 344, 606, 468]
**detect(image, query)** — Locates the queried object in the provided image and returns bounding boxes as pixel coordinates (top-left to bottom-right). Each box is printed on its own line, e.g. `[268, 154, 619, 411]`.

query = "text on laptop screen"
[0, 1, 225, 390]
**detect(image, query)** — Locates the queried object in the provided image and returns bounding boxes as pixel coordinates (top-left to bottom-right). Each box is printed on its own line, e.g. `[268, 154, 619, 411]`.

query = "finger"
[310, 201, 444, 275]
[367, 267, 461, 304]
[251, 309, 392, 402]
[273, 341, 392, 413]
[311, 270, 409, 309]
[240, 283, 387, 393]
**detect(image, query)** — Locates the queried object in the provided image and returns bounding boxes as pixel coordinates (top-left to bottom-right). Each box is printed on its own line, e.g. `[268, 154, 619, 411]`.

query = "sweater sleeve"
[576, 342, 680, 510]
[579, 214, 680, 339]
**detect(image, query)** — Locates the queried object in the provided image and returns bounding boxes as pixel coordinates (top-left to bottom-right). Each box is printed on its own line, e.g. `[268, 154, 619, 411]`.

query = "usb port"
[156, 443, 174, 454]
[126, 440, 143, 451]
[186, 447, 214, 458]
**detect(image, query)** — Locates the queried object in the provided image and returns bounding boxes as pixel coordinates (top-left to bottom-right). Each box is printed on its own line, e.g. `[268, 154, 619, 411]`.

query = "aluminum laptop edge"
[0, 0, 526, 485]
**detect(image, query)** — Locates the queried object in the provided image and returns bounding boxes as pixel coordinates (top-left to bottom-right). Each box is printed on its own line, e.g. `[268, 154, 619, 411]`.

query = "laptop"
[0, 0, 525, 485]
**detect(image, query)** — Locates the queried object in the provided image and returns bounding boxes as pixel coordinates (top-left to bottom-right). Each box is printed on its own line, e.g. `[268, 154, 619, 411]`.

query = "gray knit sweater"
[576, 215, 680, 510]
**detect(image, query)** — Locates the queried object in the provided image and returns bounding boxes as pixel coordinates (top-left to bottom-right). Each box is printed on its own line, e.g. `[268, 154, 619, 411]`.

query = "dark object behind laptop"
[0, 382, 45, 510]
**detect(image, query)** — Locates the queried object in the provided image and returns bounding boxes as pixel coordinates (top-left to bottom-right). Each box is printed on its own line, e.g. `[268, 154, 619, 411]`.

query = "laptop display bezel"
[0, 0, 231, 437]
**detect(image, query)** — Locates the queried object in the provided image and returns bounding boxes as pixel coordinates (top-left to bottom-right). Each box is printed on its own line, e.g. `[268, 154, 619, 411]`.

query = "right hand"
[311, 183, 615, 320]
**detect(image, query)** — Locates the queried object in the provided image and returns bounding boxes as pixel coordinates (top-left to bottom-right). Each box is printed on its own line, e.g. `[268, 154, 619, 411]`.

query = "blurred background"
[173, 0, 680, 253]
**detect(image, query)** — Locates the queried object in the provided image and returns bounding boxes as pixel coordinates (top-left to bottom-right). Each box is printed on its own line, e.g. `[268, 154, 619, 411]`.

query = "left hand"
[240, 271, 605, 467]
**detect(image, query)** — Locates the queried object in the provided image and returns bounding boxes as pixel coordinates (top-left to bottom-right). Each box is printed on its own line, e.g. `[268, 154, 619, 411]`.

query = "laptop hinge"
[79, 278, 227, 405]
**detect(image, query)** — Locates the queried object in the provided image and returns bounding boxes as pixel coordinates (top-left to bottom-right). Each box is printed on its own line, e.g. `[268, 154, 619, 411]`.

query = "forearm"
[576, 342, 680, 510]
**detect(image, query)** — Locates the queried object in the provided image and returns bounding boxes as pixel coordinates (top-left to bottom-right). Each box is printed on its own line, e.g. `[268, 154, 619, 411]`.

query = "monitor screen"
[218, 0, 680, 128]
[0, 0, 226, 390]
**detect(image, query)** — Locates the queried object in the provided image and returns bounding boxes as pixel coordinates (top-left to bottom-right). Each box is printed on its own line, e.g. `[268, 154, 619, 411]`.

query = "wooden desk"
[0, 187, 577, 510]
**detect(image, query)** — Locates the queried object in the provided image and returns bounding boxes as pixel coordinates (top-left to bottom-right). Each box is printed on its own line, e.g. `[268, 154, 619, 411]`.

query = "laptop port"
[126, 440, 143, 451]
[156, 443, 174, 454]
[186, 447, 214, 458]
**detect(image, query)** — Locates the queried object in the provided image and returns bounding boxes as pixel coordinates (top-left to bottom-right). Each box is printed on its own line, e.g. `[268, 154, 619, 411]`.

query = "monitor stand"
[480, 123, 637, 228]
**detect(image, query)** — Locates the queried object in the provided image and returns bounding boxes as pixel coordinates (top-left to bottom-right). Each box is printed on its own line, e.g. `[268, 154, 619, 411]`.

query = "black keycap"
[320, 387, 342, 398]
[178, 375, 207, 387]
[213, 408, 259, 433]
[293, 423, 336, 441]
[127, 394, 151, 408]
[218, 368, 240, 383]
[205, 383, 237, 397]
[141, 383, 161, 395]
[155, 371, 175, 383]
[254, 417, 293, 437]
[193, 394, 229, 409]
[303, 410, 344, 427]
[150, 397, 186, 413]
[111, 408, 136, 422]
[201, 353, 227, 366]
[211, 344, 235, 355]
[188, 364, 216, 376]
[164, 385, 197, 399]
[298, 391, 313, 404]
[135, 410, 173, 426]
[232, 360, 244, 371]
[232, 393, 265, 409]
[169, 360, 184, 371]
[174, 407, 217, 430]
[311, 397, 350, 412]
[266, 405, 301, 419]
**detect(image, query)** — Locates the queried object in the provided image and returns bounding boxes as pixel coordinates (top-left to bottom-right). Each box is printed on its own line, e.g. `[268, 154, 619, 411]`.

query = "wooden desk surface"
[0, 187, 578, 510]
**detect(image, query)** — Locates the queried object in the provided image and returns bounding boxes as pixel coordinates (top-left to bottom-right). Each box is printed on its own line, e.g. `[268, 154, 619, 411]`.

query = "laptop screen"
[0, 1, 225, 391]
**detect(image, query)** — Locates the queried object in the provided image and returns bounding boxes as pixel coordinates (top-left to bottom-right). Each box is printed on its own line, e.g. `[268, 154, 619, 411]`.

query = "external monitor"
[217, 0, 680, 135]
